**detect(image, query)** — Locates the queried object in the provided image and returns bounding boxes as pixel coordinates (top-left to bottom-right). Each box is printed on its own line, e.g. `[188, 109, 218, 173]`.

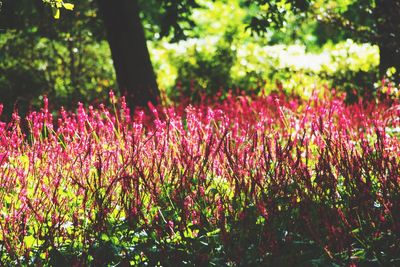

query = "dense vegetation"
[0, 88, 399, 265]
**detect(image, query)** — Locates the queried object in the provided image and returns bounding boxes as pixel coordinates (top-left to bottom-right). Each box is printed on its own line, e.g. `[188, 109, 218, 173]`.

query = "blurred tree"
[245, 0, 400, 82]
[0, 0, 202, 114]
[95, 0, 203, 107]
[96, 0, 159, 107]
[0, 0, 115, 116]
[372, 0, 400, 80]
[47, 0, 201, 107]
[2, 0, 396, 116]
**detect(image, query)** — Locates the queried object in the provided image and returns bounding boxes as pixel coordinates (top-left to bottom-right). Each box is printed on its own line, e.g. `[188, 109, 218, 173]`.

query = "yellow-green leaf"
[54, 8, 60, 19]
[19, 155, 30, 171]
[63, 3, 74, 10]
[24, 235, 36, 248]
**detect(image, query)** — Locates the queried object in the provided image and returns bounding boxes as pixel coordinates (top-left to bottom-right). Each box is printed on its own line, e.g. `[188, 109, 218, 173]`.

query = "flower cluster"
[0, 90, 399, 265]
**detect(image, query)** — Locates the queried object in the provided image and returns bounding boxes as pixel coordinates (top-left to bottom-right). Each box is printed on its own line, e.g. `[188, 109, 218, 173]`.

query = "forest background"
[0, 0, 399, 115]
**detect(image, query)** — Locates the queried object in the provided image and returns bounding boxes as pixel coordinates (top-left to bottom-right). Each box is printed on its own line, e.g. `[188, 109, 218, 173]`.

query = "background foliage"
[0, 0, 398, 116]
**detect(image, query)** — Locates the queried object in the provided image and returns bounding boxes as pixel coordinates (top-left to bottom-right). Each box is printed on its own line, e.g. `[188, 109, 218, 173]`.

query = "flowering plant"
[0, 89, 399, 265]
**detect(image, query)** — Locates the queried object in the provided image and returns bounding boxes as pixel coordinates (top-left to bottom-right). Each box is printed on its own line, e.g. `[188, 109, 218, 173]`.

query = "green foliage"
[1, 0, 398, 115]
[243, 0, 311, 34]
[146, 0, 384, 102]
[152, 30, 379, 101]
[138, 0, 206, 42]
[0, 0, 114, 116]
[171, 29, 238, 100]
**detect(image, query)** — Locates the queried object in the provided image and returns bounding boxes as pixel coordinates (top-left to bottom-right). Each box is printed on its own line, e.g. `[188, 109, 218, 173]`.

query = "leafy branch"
[42, 0, 74, 19]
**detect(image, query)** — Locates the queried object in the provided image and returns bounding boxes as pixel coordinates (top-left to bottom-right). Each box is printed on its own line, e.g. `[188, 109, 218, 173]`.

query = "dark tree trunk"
[375, 0, 400, 82]
[97, 0, 160, 108]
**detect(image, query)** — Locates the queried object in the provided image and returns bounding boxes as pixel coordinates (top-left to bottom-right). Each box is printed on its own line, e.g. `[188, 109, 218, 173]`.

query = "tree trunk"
[97, 0, 160, 108]
[375, 0, 400, 82]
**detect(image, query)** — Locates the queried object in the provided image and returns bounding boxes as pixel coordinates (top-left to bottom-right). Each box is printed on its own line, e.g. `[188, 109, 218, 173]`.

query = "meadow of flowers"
[0, 88, 399, 266]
